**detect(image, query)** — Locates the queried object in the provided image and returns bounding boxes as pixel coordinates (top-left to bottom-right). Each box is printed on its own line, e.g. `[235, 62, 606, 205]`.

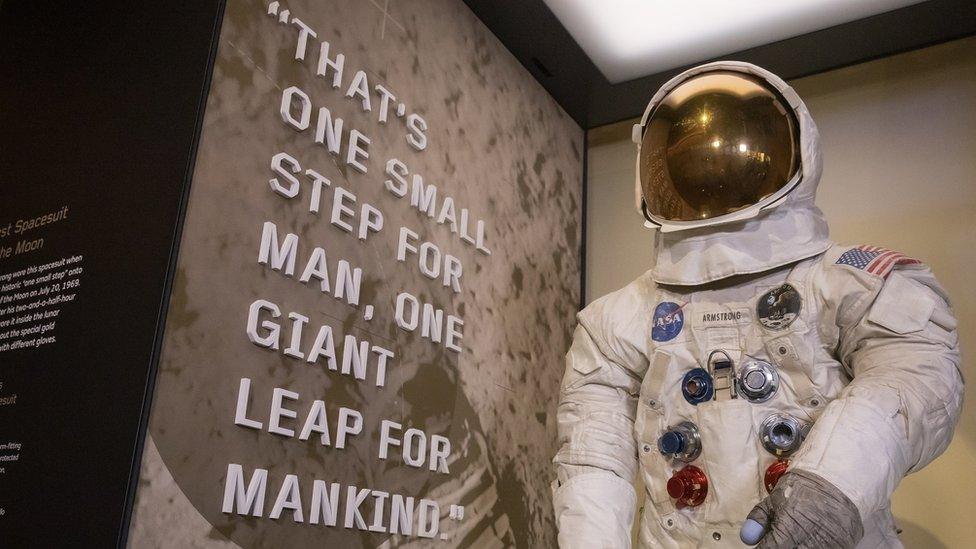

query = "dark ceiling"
[463, 0, 976, 129]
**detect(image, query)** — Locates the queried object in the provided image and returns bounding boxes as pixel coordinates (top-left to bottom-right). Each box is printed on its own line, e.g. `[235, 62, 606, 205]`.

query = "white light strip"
[543, 0, 926, 83]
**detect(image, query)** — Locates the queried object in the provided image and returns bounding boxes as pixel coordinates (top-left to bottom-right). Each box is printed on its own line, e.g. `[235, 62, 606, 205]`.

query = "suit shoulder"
[579, 272, 656, 324]
[818, 243, 928, 281]
[576, 272, 656, 367]
[813, 243, 943, 329]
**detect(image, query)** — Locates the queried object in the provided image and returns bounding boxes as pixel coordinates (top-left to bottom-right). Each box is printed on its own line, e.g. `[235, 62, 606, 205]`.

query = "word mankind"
[222, 463, 443, 538]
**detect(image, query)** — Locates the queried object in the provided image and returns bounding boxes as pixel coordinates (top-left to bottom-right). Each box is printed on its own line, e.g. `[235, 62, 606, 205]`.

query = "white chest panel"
[633, 258, 851, 547]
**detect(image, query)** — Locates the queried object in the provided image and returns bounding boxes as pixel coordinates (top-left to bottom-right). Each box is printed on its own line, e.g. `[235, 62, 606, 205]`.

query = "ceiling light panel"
[543, 0, 926, 83]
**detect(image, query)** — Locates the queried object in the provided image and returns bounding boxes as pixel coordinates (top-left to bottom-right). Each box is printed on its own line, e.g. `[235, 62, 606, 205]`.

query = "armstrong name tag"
[693, 306, 752, 327]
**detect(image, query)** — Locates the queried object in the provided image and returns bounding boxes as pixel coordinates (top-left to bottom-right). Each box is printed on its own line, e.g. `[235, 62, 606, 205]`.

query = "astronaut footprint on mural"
[552, 62, 964, 548]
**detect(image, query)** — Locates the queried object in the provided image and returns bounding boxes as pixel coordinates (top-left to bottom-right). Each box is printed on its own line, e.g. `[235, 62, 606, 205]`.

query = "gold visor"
[639, 71, 801, 222]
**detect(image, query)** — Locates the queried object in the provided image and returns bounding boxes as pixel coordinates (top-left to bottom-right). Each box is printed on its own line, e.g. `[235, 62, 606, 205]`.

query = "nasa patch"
[757, 284, 802, 331]
[652, 301, 685, 342]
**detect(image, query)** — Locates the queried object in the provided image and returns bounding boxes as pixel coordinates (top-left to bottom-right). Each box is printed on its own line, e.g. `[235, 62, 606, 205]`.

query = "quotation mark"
[438, 505, 465, 539]
[267, 1, 290, 23]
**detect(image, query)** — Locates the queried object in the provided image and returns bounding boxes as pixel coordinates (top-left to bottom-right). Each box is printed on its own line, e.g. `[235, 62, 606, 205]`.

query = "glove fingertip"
[740, 518, 765, 545]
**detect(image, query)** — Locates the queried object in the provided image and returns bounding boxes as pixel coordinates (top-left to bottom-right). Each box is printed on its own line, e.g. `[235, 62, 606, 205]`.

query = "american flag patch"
[835, 245, 922, 278]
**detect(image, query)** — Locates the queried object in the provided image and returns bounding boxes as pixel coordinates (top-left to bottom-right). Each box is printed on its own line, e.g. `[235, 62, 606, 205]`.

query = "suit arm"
[553, 323, 642, 548]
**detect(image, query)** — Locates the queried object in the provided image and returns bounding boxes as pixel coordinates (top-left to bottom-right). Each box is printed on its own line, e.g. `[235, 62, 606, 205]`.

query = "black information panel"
[0, 1, 224, 546]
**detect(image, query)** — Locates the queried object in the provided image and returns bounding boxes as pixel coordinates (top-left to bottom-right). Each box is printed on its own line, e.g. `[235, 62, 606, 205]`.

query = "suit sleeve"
[790, 266, 964, 523]
[552, 316, 644, 548]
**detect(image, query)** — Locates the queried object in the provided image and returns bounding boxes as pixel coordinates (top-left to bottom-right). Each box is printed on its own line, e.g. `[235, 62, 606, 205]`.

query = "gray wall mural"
[127, 0, 582, 547]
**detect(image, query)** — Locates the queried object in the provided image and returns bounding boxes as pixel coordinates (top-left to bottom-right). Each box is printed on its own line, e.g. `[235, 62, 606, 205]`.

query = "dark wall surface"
[0, 1, 223, 546]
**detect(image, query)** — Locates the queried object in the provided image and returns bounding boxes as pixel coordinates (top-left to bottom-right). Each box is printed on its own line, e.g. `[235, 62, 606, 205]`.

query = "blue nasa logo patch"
[651, 301, 684, 342]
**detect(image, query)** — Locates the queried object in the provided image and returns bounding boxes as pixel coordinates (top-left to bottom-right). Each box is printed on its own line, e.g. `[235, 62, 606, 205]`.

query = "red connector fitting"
[667, 465, 708, 507]
[764, 459, 789, 492]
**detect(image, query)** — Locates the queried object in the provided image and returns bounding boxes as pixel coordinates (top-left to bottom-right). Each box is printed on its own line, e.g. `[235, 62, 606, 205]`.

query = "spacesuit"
[552, 61, 963, 548]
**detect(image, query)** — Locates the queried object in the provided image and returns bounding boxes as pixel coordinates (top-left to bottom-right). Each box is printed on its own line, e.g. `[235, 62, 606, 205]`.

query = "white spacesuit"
[552, 62, 963, 548]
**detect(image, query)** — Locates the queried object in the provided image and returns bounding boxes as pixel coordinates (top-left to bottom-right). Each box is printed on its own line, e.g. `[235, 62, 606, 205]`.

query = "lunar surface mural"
[127, 1, 583, 547]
